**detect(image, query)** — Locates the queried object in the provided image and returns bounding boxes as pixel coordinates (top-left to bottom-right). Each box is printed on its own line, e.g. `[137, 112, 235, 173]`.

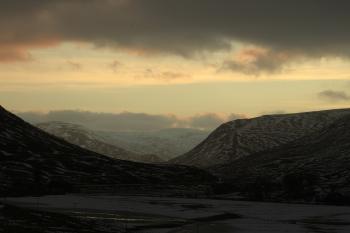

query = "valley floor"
[4, 194, 350, 233]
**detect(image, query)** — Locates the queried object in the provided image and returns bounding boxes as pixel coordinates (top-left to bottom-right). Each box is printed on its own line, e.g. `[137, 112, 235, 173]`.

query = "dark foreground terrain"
[5, 194, 350, 233]
[0, 202, 123, 233]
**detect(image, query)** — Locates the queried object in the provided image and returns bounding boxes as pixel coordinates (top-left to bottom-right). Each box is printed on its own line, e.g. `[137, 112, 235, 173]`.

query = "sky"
[1, 0, 350, 130]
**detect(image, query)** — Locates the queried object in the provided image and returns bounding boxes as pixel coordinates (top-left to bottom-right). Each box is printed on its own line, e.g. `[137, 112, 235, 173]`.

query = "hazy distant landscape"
[35, 121, 210, 161]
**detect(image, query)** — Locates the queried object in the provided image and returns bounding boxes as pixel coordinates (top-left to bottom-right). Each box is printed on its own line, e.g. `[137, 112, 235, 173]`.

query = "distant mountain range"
[0, 105, 215, 197]
[37, 121, 163, 163]
[36, 121, 209, 162]
[172, 109, 350, 168]
[95, 128, 210, 161]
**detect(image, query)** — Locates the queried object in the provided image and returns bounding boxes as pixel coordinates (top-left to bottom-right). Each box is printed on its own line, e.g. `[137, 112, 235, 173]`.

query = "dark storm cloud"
[2, 0, 350, 62]
[18, 110, 245, 131]
[318, 90, 350, 102]
[221, 58, 284, 75]
[219, 49, 296, 75]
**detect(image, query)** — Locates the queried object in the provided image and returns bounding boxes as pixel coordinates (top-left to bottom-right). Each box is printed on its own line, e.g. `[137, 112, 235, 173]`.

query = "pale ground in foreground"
[4, 195, 350, 233]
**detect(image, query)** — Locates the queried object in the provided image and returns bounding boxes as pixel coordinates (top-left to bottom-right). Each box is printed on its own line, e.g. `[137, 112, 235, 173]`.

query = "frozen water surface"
[5, 195, 350, 233]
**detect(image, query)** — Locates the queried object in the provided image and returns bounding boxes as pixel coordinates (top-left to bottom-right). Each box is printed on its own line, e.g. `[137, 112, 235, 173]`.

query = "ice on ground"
[5, 195, 350, 233]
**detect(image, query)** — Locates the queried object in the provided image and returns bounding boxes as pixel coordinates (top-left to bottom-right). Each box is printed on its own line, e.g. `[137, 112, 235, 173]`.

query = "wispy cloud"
[139, 69, 191, 82]
[318, 90, 350, 102]
[260, 110, 287, 115]
[66, 60, 82, 71]
[108, 60, 123, 72]
[219, 47, 300, 75]
[188, 113, 245, 130]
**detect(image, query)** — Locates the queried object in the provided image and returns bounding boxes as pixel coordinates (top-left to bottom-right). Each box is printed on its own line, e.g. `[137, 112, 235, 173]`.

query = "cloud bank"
[220, 48, 298, 75]
[2, 0, 350, 68]
[17, 110, 246, 131]
[318, 90, 350, 102]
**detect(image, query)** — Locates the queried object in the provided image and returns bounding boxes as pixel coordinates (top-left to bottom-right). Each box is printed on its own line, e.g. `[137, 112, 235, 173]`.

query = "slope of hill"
[211, 114, 350, 203]
[37, 122, 163, 163]
[98, 128, 210, 161]
[172, 109, 350, 168]
[0, 105, 215, 197]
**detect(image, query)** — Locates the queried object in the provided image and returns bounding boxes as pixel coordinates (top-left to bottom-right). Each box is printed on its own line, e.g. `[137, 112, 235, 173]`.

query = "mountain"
[0, 105, 215, 197]
[211, 113, 350, 203]
[37, 121, 163, 163]
[172, 109, 350, 168]
[98, 128, 210, 161]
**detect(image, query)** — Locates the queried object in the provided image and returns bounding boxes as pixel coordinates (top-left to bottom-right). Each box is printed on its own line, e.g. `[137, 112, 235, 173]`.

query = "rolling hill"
[211, 113, 350, 203]
[37, 121, 162, 163]
[0, 105, 215, 197]
[172, 109, 350, 168]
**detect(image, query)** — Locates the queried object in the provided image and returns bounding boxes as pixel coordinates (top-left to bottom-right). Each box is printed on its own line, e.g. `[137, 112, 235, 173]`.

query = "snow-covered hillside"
[172, 109, 350, 168]
[211, 113, 350, 203]
[98, 128, 210, 160]
[0, 105, 215, 197]
[37, 122, 163, 163]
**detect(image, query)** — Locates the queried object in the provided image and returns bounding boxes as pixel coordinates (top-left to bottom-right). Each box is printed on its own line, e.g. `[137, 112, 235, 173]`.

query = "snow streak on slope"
[211, 114, 350, 203]
[0, 105, 215, 196]
[98, 128, 210, 161]
[37, 122, 163, 163]
[172, 109, 350, 168]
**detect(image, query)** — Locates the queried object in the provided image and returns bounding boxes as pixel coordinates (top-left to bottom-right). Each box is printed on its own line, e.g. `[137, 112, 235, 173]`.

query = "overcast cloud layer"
[1, 0, 350, 64]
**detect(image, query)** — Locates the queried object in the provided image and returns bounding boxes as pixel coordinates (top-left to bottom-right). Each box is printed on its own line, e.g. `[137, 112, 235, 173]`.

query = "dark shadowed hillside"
[211, 114, 350, 203]
[37, 121, 163, 163]
[0, 106, 215, 197]
[172, 109, 350, 168]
